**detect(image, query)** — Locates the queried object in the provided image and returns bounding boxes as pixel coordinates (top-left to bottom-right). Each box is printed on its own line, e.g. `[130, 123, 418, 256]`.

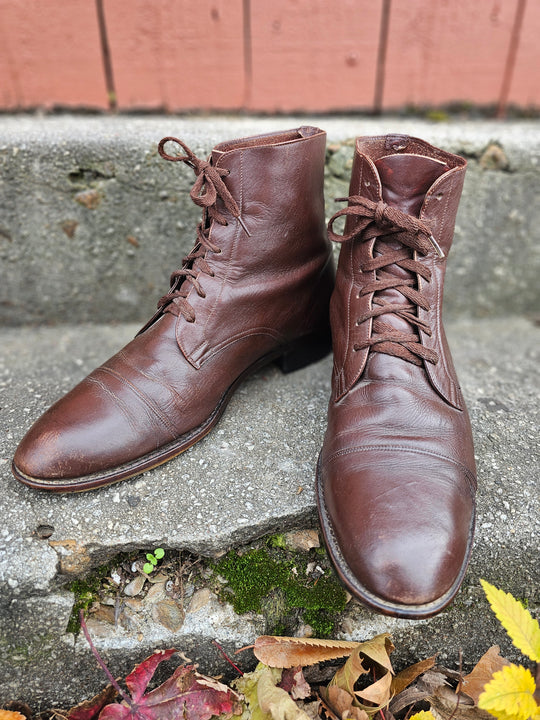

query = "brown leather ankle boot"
[317, 134, 476, 618]
[13, 126, 334, 492]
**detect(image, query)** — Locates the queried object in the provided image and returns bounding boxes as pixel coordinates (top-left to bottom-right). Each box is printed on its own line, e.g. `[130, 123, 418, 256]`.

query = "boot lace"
[328, 196, 444, 366]
[156, 137, 249, 322]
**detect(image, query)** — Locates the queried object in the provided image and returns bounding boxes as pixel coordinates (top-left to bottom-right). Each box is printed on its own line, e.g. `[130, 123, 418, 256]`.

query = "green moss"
[66, 555, 132, 634]
[267, 534, 287, 549]
[213, 542, 347, 637]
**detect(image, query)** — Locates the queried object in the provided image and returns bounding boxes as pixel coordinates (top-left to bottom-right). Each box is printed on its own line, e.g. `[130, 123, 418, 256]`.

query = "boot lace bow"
[156, 137, 248, 322]
[328, 196, 444, 366]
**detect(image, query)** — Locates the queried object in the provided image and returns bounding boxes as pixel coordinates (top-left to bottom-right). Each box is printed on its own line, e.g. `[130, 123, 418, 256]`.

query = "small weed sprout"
[143, 547, 165, 575]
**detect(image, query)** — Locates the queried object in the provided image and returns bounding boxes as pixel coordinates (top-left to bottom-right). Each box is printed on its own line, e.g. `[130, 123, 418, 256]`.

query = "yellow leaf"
[478, 663, 538, 720]
[481, 580, 540, 662]
[257, 665, 312, 720]
[235, 664, 312, 720]
[253, 635, 360, 668]
[408, 712, 437, 720]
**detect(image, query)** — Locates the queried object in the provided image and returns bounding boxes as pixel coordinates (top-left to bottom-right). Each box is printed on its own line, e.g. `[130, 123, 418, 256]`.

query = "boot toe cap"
[12, 374, 173, 489]
[318, 447, 475, 616]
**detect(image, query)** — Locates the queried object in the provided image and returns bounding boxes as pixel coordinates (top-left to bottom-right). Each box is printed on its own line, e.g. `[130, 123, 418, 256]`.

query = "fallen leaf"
[389, 669, 448, 714]
[425, 682, 494, 720]
[125, 649, 178, 703]
[354, 671, 392, 705]
[257, 666, 312, 720]
[67, 684, 118, 720]
[0, 704, 31, 720]
[391, 656, 437, 696]
[409, 712, 437, 720]
[99, 651, 242, 720]
[480, 580, 540, 662]
[353, 634, 394, 674]
[325, 686, 369, 720]
[254, 636, 360, 669]
[328, 634, 394, 695]
[461, 646, 510, 704]
[478, 663, 538, 720]
[295, 700, 320, 720]
[279, 667, 312, 700]
[235, 665, 311, 720]
[324, 634, 394, 715]
[283, 530, 320, 552]
[327, 645, 369, 698]
[0, 712, 26, 720]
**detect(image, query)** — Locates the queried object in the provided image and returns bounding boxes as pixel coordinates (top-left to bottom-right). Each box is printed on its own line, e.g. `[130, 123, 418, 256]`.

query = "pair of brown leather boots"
[12, 127, 476, 620]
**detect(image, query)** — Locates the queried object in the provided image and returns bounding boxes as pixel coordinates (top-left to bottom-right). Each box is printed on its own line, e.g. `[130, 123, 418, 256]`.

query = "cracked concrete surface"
[0, 115, 538, 708]
[0, 316, 538, 707]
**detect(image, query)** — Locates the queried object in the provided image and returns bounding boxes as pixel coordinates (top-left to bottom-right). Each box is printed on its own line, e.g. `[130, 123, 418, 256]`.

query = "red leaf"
[125, 649, 178, 703]
[99, 657, 242, 720]
[68, 684, 118, 720]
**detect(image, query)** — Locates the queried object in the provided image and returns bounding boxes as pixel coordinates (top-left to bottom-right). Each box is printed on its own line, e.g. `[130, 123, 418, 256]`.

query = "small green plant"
[143, 547, 165, 574]
[478, 579, 540, 720]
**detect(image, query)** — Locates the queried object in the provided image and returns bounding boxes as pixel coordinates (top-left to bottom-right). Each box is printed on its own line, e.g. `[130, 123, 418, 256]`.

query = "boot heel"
[275, 328, 332, 374]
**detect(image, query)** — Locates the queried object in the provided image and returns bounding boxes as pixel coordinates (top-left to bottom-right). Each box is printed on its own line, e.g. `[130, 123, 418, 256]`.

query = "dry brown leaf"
[428, 683, 494, 719]
[326, 635, 395, 715]
[460, 645, 510, 704]
[354, 633, 395, 674]
[326, 686, 369, 720]
[0, 712, 26, 720]
[355, 670, 392, 705]
[391, 655, 437, 697]
[389, 669, 447, 714]
[328, 646, 369, 697]
[318, 692, 341, 720]
[254, 636, 360, 669]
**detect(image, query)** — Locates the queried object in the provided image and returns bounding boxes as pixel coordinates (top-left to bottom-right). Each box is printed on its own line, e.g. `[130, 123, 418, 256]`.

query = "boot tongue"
[375, 153, 447, 217]
[362, 154, 447, 380]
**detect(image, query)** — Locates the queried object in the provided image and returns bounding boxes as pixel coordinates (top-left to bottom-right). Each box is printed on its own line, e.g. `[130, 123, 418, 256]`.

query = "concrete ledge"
[1, 115, 539, 325]
[0, 316, 538, 707]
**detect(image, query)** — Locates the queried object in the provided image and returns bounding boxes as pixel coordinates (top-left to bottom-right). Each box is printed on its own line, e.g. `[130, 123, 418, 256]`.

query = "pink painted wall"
[0, 0, 107, 109]
[0, 0, 538, 114]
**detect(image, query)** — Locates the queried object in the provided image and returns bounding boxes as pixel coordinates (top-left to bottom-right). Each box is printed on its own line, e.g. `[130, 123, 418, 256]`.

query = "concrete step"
[1, 116, 539, 326]
[0, 316, 538, 708]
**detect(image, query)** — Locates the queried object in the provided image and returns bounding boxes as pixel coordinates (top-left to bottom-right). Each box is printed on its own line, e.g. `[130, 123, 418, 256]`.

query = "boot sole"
[315, 453, 476, 619]
[12, 329, 331, 493]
